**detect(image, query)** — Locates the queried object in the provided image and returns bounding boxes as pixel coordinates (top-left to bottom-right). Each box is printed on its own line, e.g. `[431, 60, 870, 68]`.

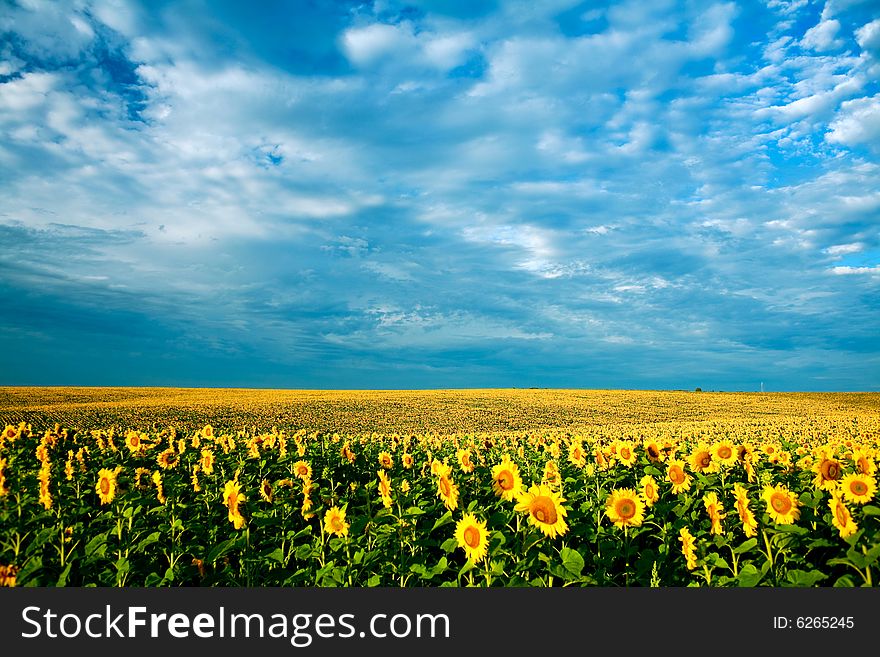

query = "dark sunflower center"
[851, 481, 868, 495]
[699, 453, 711, 468]
[648, 445, 660, 458]
[439, 477, 451, 496]
[835, 503, 848, 525]
[100, 478, 110, 495]
[463, 526, 481, 549]
[822, 461, 841, 480]
[669, 467, 685, 485]
[498, 471, 513, 490]
[616, 499, 636, 519]
[532, 496, 557, 524]
[718, 446, 732, 459]
[770, 493, 790, 513]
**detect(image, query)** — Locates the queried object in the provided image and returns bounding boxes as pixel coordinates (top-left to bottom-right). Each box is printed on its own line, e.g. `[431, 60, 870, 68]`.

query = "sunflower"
[594, 448, 610, 471]
[2, 425, 17, 441]
[702, 492, 725, 535]
[152, 471, 166, 505]
[378, 451, 393, 470]
[0, 457, 7, 497]
[711, 440, 737, 468]
[402, 452, 414, 469]
[689, 445, 717, 474]
[191, 465, 201, 492]
[133, 467, 151, 489]
[491, 456, 523, 501]
[125, 430, 144, 453]
[812, 456, 843, 491]
[377, 470, 393, 509]
[431, 459, 452, 478]
[605, 488, 645, 529]
[457, 448, 475, 473]
[851, 448, 876, 477]
[839, 473, 876, 505]
[828, 493, 858, 539]
[454, 513, 489, 563]
[615, 440, 637, 467]
[542, 460, 561, 490]
[201, 425, 214, 439]
[761, 484, 800, 525]
[157, 447, 180, 470]
[515, 484, 568, 539]
[96, 467, 121, 505]
[293, 460, 313, 481]
[341, 442, 356, 463]
[223, 479, 246, 529]
[259, 479, 273, 503]
[640, 475, 659, 506]
[200, 448, 215, 475]
[666, 459, 692, 494]
[678, 527, 698, 570]
[437, 474, 459, 511]
[0, 563, 19, 587]
[643, 439, 665, 463]
[301, 480, 316, 519]
[733, 483, 757, 537]
[568, 441, 586, 468]
[324, 506, 350, 538]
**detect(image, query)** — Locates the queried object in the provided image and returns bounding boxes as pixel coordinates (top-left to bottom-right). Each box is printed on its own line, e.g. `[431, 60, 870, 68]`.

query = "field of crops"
[1, 387, 879, 587]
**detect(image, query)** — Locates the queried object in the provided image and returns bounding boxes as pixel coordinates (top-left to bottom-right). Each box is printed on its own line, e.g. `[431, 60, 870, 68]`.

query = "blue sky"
[1, 0, 879, 391]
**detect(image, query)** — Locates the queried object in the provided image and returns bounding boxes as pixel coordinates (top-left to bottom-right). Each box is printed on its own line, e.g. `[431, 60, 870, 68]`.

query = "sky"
[0, 0, 879, 391]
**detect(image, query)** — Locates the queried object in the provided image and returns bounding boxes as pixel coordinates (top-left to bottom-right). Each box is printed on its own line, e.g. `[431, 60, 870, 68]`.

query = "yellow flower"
[605, 488, 645, 529]
[615, 440, 637, 467]
[402, 452, 414, 469]
[640, 475, 659, 506]
[157, 447, 179, 470]
[223, 479, 246, 530]
[678, 527, 698, 570]
[839, 473, 876, 505]
[515, 484, 568, 539]
[666, 459, 692, 494]
[491, 456, 523, 502]
[711, 440, 737, 467]
[200, 449, 215, 475]
[454, 513, 489, 563]
[294, 460, 313, 481]
[436, 474, 459, 511]
[702, 491, 725, 535]
[761, 484, 800, 525]
[378, 451, 393, 469]
[95, 467, 121, 505]
[377, 470, 393, 508]
[457, 448, 475, 473]
[689, 445, 718, 474]
[851, 448, 876, 477]
[568, 441, 586, 468]
[259, 478, 273, 503]
[828, 493, 858, 539]
[733, 483, 757, 538]
[152, 471, 166, 505]
[324, 506, 350, 538]
[812, 456, 843, 491]
[0, 563, 19, 587]
[643, 439, 665, 463]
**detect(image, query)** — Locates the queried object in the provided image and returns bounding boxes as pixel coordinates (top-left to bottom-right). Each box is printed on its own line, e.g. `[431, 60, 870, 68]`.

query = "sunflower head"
[378, 451, 393, 470]
[454, 513, 489, 563]
[829, 493, 858, 538]
[514, 484, 568, 539]
[761, 484, 800, 525]
[95, 467, 121, 505]
[324, 506, 350, 538]
[491, 457, 523, 501]
[840, 473, 876, 505]
[605, 488, 645, 529]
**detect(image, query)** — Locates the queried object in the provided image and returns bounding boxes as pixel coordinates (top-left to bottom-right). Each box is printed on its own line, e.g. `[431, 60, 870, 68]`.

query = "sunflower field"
[1, 389, 879, 587]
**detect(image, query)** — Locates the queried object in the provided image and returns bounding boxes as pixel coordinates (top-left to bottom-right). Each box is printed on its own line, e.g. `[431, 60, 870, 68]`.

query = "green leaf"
[431, 510, 454, 533]
[440, 538, 458, 553]
[559, 547, 584, 577]
[136, 531, 161, 552]
[265, 548, 285, 564]
[56, 563, 72, 587]
[737, 564, 762, 587]
[366, 574, 381, 587]
[733, 538, 758, 555]
[860, 505, 880, 517]
[785, 569, 827, 587]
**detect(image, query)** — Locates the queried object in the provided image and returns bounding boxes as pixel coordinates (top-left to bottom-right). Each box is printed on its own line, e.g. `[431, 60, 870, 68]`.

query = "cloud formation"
[1, 0, 878, 390]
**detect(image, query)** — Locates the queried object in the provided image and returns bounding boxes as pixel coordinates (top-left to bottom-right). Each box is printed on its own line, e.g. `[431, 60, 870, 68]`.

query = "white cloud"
[824, 242, 864, 256]
[826, 94, 880, 148]
[856, 19, 880, 52]
[801, 19, 844, 52]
